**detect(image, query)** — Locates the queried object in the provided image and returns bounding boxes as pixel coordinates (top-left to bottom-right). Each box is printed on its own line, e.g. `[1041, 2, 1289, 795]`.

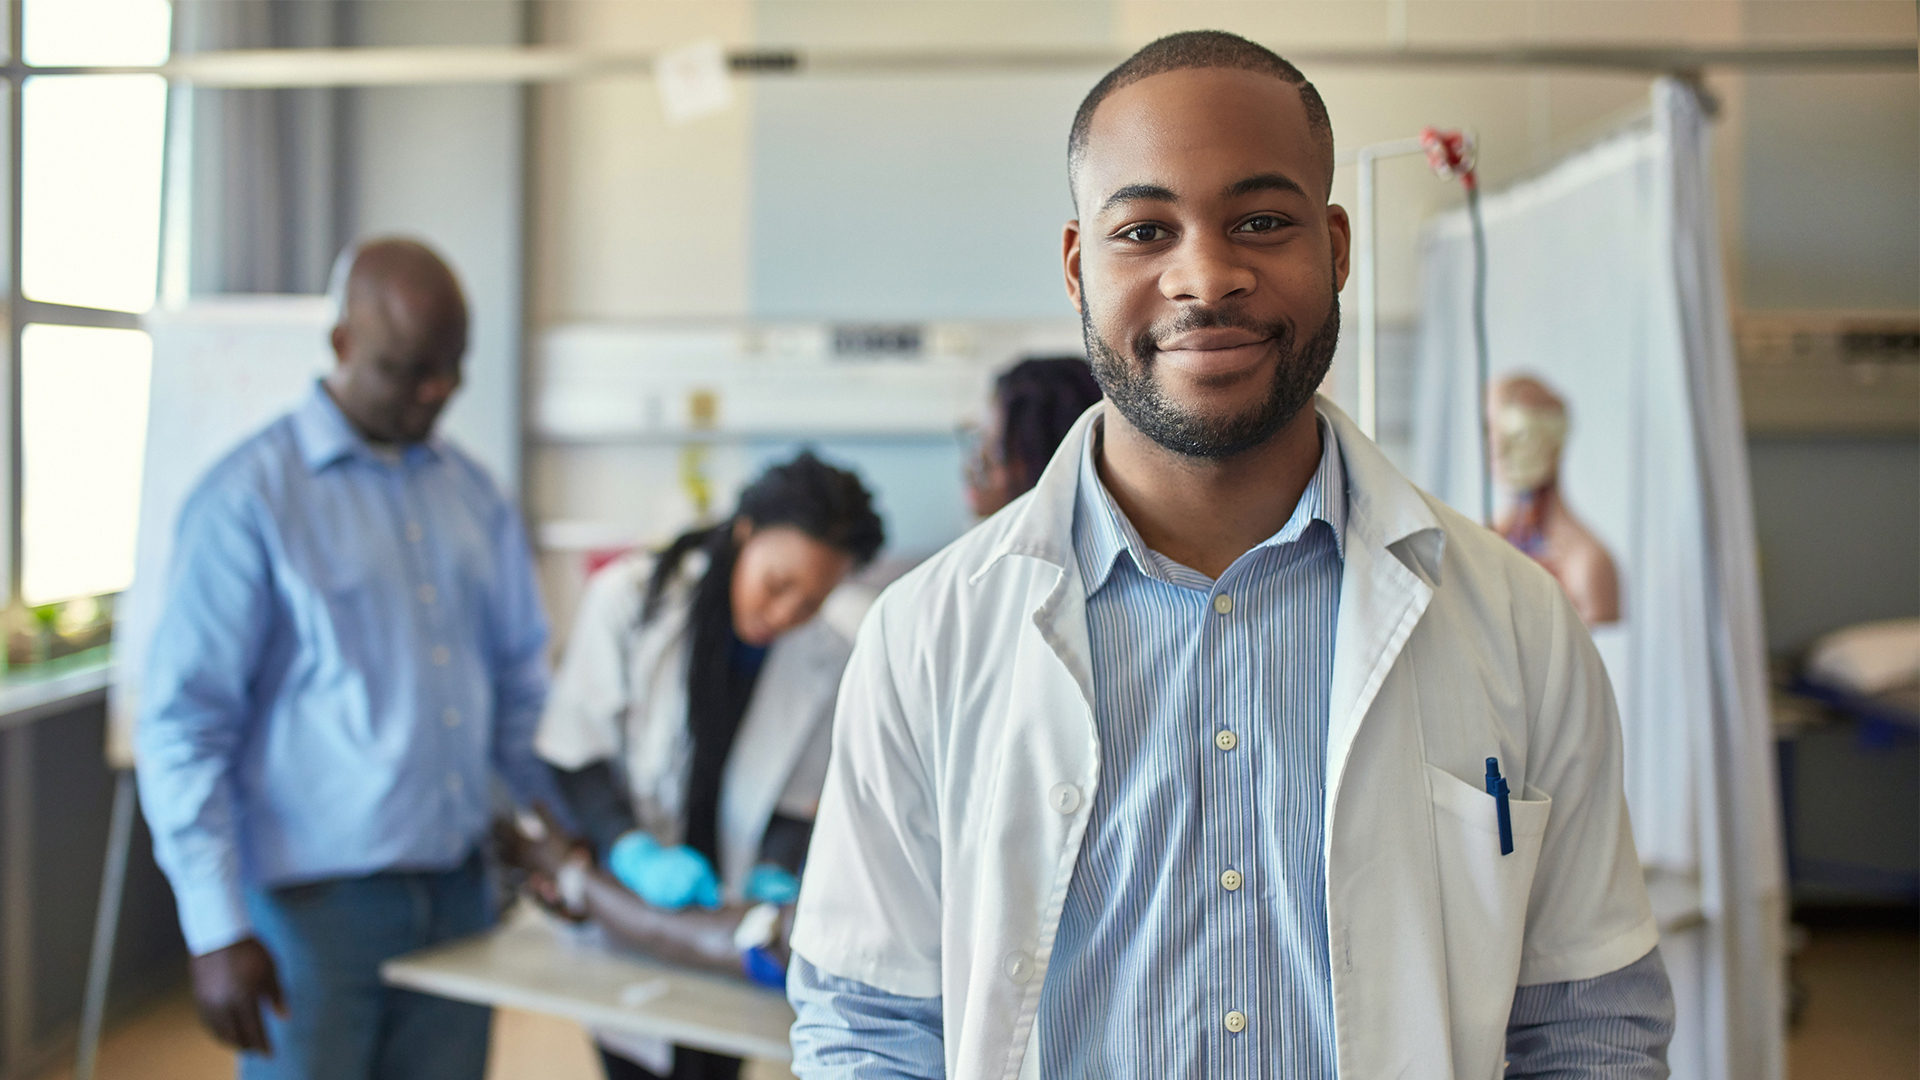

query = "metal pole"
[6, 0, 21, 600]
[1356, 147, 1377, 439]
[1351, 137, 1425, 440]
[75, 770, 136, 1080]
[1, 725, 32, 1077]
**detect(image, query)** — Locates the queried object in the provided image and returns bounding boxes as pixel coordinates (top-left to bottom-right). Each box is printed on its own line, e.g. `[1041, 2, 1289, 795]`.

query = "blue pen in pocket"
[1485, 757, 1514, 856]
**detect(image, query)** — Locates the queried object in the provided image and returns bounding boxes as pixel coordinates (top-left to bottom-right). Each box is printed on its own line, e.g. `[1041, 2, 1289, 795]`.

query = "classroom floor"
[30, 926, 1916, 1080]
[1785, 925, 1919, 1079]
[29, 998, 796, 1080]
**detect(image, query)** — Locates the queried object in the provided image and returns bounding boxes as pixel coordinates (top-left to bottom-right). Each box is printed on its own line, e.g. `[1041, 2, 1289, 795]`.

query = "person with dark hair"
[136, 238, 570, 1080]
[504, 451, 881, 1080]
[789, 29, 1673, 1080]
[964, 355, 1104, 518]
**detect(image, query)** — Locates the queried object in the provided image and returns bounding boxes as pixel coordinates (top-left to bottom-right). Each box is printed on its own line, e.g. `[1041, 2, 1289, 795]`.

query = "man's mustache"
[1133, 308, 1296, 362]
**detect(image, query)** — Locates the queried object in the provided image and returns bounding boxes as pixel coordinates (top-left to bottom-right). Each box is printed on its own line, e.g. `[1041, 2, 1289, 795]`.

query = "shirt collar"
[1072, 409, 1348, 597]
[291, 381, 442, 473]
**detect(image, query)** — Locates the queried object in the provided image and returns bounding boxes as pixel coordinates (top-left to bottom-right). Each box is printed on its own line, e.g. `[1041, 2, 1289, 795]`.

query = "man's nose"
[1159, 233, 1256, 304]
[416, 373, 460, 406]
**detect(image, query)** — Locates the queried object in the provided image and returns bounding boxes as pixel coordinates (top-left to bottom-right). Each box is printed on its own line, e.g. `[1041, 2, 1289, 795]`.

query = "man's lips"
[1152, 328, 1274, 377]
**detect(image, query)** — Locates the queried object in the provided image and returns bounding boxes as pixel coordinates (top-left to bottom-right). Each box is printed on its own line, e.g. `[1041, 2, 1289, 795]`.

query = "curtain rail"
[22, 41, 1902, 88]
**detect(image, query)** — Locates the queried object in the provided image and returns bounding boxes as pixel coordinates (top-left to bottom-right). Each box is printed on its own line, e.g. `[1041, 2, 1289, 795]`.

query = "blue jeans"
[240, 852, 494, 1080]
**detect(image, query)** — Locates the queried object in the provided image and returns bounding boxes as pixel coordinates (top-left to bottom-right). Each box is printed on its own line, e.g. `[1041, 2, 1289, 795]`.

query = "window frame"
[4, 0, 170, 605]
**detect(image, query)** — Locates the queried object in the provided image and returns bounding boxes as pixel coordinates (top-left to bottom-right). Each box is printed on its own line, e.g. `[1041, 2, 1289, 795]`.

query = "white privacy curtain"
[1409, 80, 1784, 1080]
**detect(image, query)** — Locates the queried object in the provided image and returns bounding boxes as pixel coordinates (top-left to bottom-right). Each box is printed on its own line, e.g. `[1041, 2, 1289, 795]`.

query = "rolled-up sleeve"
[789, 952, 945, 1080]
[536, 556, 641, 771]
[1519, 583, 1660, 985]
[1506, 946, 1676, 1079]
[134, 484, 272, 956]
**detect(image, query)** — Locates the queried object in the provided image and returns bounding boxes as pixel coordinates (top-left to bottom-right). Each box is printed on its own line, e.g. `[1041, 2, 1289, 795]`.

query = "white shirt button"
[1048, 782, 1082, 815]
[443, 707, 461, 728]
[1213, 594, 1234, 615]
[418, 584, 437, 604]
[406, 522, 424, 543]
[431, 645, 451, 666]
[1224, 1010, 1247, 1033]
[1214, 730, 1238, 751]
[446, 772, 464, 794]
[1002, 950, 1033, 985]
[1220, 869, 1243, 892]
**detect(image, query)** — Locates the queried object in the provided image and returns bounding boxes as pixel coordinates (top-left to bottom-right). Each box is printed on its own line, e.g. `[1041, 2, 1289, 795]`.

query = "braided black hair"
[640, 451, 883, 865]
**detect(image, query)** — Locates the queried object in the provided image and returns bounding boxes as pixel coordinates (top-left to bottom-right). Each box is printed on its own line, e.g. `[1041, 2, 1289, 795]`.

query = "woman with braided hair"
[499, 451, 883, 1080]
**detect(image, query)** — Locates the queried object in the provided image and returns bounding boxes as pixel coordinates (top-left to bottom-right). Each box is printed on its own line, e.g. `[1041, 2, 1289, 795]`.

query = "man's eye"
[1120, 223, 1169, 243]
[1235, 215, 1287, 234]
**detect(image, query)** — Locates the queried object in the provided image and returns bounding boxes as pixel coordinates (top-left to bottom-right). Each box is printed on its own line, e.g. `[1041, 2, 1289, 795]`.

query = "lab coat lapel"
[966, 406, 1102, 1080]
[1320, 402, 1442, 837]
[974, 403, 1101, 708]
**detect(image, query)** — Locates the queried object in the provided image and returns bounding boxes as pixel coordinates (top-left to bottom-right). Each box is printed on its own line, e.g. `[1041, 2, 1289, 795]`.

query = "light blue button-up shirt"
[1038, 413, 1344, 1076]
[136, 383, 562, 956]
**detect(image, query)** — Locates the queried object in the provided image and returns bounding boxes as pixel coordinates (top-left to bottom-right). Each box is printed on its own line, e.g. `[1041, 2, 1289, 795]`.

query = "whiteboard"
[108, 297, 334, 767]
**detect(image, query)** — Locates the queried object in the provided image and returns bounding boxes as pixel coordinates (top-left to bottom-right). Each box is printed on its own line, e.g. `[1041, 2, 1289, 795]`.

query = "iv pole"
[1351, 130, 1489, 523]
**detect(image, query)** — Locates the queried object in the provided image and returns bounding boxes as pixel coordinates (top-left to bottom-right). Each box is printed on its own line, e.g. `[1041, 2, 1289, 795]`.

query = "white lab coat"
[536, 549, 852, 896]
[792, 400, 1658, 1080]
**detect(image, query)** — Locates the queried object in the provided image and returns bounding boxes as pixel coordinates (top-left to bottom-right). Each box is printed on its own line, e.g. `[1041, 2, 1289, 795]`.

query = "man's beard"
[1081, 287, 1341, 460]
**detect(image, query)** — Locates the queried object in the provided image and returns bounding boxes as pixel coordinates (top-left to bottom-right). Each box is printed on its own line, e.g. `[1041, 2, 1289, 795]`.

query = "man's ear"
[1062, 221, 1085, 314]
[1326, 204, 1353, 293]
[329, 324, 350, 364]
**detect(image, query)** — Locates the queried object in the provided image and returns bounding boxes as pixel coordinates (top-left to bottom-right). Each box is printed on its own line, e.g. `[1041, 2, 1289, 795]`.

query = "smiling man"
[788, 32, 1674, 1080]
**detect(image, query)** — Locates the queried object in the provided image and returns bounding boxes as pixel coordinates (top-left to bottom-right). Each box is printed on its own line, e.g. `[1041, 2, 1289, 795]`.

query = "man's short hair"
[1068, 30, 1336, 205]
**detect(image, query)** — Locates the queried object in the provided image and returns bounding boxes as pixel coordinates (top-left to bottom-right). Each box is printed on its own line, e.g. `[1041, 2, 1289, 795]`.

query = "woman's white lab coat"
[536, 549, 855, 896]
[792, 401, 1659, 1080]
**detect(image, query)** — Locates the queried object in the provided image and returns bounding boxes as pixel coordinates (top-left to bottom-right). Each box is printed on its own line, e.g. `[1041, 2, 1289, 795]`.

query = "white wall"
[351, 0, 527, 493]
[748, 72, 1093, 321]
[534, 0, 1777, 324]
[530, 0, 755, 323]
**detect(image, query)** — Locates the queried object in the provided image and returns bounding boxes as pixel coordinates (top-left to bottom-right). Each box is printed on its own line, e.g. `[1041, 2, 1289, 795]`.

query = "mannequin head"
[1488, 375, 1569, 495]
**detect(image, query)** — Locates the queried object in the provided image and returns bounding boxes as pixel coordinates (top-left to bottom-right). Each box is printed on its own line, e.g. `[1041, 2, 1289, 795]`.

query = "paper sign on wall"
[656, 40, 733, 126]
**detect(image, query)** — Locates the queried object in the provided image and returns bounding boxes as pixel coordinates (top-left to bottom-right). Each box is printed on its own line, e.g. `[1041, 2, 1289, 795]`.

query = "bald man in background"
[137, 238, 569, 1080]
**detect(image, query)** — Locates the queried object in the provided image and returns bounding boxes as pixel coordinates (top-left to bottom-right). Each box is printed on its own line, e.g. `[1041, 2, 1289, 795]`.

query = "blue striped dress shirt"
[136, 383, 565, 956]
[789, 410, 1674, 1078]
[1039, 413, 1345, 1076]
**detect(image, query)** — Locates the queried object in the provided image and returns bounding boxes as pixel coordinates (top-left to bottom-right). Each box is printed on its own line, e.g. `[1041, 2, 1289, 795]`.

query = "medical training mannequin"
[965, 355, 1105, 517]
[507, 452, 883, 1080]
[1490, 375, 1621, 626]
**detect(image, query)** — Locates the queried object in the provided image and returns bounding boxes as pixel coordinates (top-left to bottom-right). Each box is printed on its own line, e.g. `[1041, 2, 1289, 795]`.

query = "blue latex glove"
[606, 832, 721, 911]
[744, 863, 801, 905]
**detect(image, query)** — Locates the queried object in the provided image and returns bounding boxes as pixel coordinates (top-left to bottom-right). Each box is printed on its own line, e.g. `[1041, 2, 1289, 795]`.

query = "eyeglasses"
[956, 423, 1003, 489]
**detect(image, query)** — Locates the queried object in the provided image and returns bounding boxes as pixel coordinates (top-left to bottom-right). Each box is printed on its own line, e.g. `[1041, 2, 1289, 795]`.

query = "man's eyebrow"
[1097, 182, 1178, 216]
[1225, 172, 1307, 200]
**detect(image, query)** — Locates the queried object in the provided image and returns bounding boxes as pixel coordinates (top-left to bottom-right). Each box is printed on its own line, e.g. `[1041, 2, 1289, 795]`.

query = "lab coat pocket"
[1424, 763, 1551, 1077]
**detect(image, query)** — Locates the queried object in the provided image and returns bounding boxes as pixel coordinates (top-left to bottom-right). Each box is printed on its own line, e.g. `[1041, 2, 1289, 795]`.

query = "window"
[19, 325, 151, 604]
[5, 0, 171, 628]
[21, 74, 167, 314]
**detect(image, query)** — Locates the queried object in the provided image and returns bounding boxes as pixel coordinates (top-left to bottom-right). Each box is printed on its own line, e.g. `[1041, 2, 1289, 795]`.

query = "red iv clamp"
[1420, 127, 1478, 190]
